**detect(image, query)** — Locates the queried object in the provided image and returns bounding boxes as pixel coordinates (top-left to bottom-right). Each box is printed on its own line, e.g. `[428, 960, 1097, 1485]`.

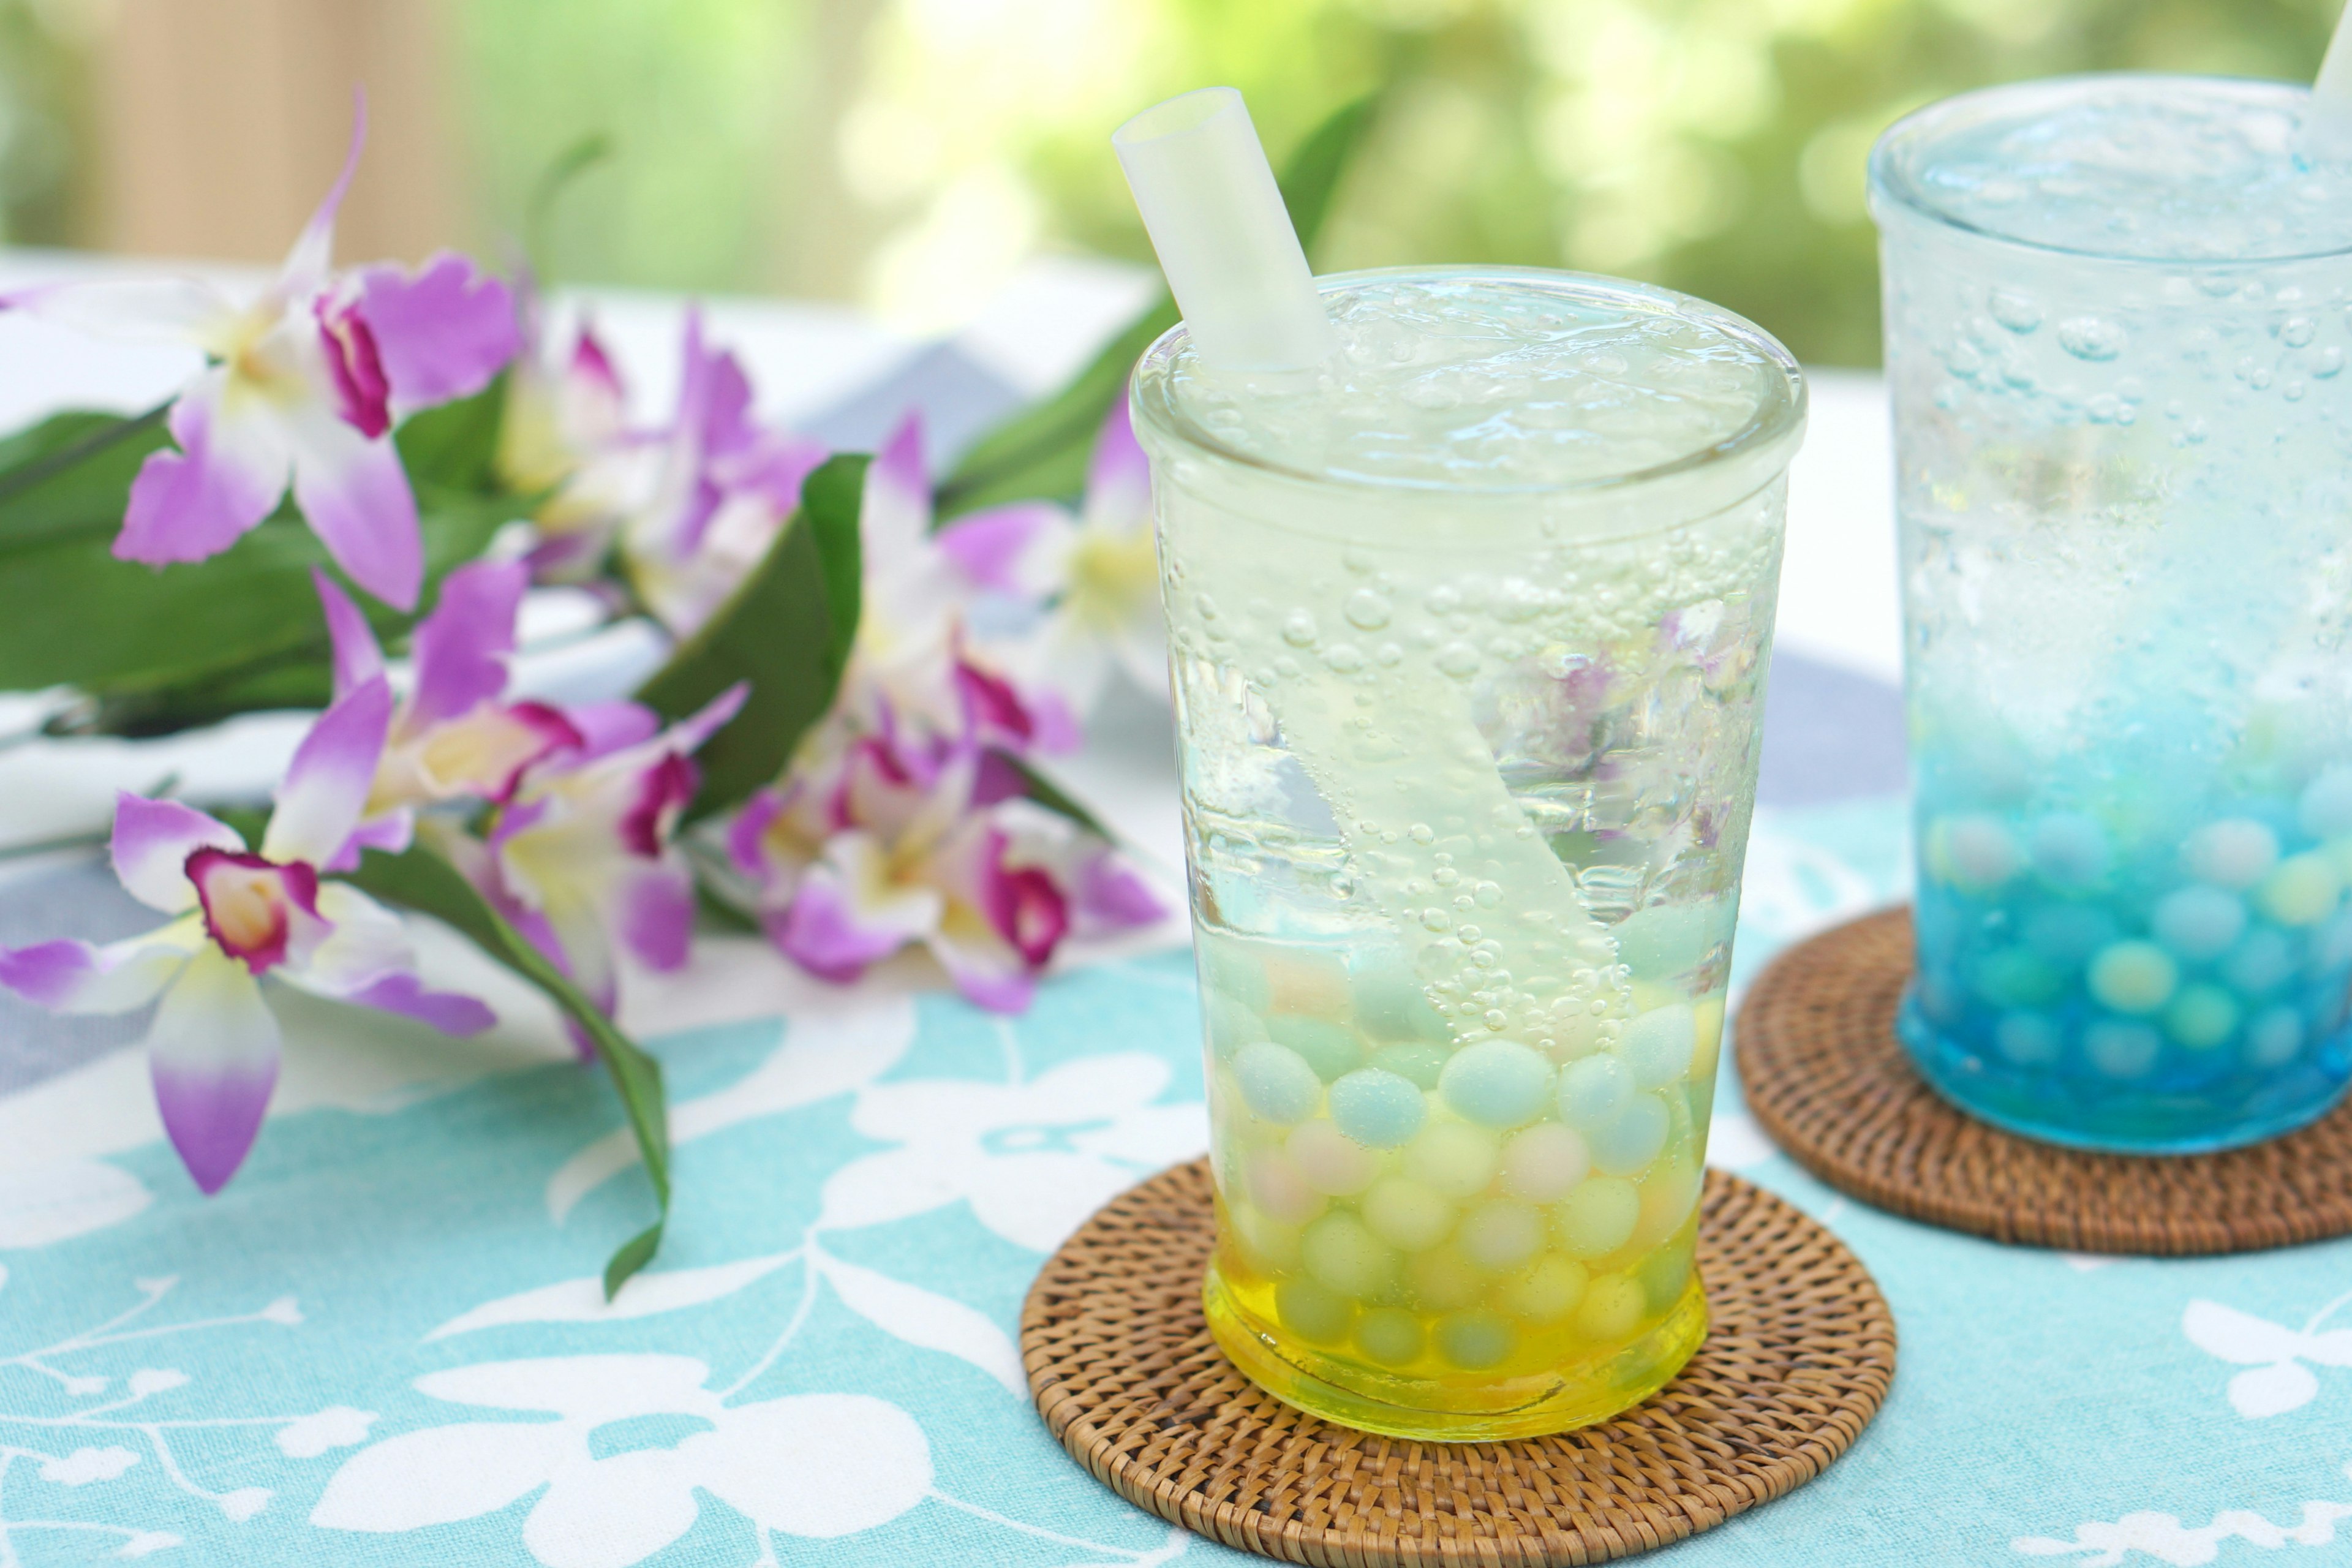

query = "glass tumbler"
[1132, 266, 1804, 1439]
[1873, 75, 2352, 1152]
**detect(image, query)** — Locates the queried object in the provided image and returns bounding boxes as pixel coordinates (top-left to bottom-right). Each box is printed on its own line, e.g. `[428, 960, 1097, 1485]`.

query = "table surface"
[0, 247, 2337, 1568]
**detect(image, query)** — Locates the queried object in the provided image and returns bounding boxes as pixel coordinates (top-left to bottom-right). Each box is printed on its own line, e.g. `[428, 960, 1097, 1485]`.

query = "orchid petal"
[935, 502, 1075, 600]
[117, 372, 290, 567]
[354, 255, 519, 409]
[146, 947, 281, 1194]
[263, 677, 393, 866]
[282, 884, 496, 1034]
[340, 972, 499, 1034]
[560, 701, 662, 764]
[0, 925, 198, 1014]
[1081, 393, 1152, 535]
[285, 402, 423, 609]
[1074, 851, 1167, 932]
[726, 789, 788, 883]
[311, 567, 385, 698]
[615, 864, 695, 973]
[667, 681, 750, 755]
[776, 837, 941, 984]
[0, 276, 237, 342]
[113, 794, 245, 913]
[862, 413, 932, 562]
[281, 89, 366, 295]
[326, 809, 413, 873]
[926, 907, 1038, 1014]
[410, 559, 527, 726]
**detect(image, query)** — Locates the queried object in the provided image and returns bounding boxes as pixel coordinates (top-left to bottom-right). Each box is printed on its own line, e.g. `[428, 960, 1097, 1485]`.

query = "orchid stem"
[0, 401, 170, 511]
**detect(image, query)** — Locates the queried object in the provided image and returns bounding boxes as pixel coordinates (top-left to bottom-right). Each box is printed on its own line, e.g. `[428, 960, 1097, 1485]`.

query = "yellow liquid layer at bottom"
[1204, 1262, 1709, 1441]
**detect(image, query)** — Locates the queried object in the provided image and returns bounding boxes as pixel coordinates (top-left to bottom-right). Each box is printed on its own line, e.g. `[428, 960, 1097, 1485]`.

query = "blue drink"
[1871, 77, 2352, 1150]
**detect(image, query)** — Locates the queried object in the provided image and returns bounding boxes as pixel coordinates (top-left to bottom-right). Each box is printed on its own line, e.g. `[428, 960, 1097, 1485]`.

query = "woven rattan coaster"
[1737, 905, 2352, 1253]
[1021, 1158, 1893, 1567]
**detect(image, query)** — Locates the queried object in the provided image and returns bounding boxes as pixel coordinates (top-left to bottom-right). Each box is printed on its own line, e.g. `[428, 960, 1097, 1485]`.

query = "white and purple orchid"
[455, 685, 747, 1023]
[0, 682, 493, 1194]
[0, 99, 518, 610]
[499, 309, 638, 585]
[311, 560, 582, 859]
[935, 396, 1166, 715]
[620, 311, 827, 635]
[728, 692, 1161, 1012]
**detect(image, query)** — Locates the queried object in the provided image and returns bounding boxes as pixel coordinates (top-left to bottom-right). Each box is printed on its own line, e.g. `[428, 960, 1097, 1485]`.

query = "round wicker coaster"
[1736, 906, 2352, 1254]
[1021, 1158, 1894, 1567]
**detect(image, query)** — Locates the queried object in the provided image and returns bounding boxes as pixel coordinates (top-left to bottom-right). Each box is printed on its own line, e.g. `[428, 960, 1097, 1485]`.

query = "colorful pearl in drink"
[1555, 1176, 1640, 1258]
[2087, 941, 2177, 1015]
[1457, 1200, 1545, 1273]
[1438, 1039, 1555, 1128]
[2163, 985, 2239, 1051]
[1588, 1094, 1670, 1177]
[1362, 1176, 1456, 1251]
[1557, 1054, 1633, 1131]
[1234, 1041, 1321, 1124]
[2300, 768, 2352, 839]
[1287, 1119, 1380, 1196]
[1368, 1041, 1447, 1089]
[1356, 1306, 1425, 1365]
[2152, 885, 2246, 960]
[1275, 1279, 1354, 1342]
[1267, 1014, 1363, 1081]
[1504, 1256, 1589, 1322]
[1933, 813, 2023, 892]
[2245, 1005, 2304, 1067]
[1498, 1123, 1589, 1201]
[1995, 1011, 2062, 1065]
[2182, 819, 2280, 890]
[2255, 853, 2341, 927]
[2030, 812, 2110, 887]
[1436, 1309, 1514, 1368]
[1404, 1122, 1499, 1199]
[1301, 1212, 1397, 1298]
[1622, 1003, 1697, 1088]
[1575, 1275, 1646, 1341]
[1328, 1068, 1427, 1148]
[2223, 928, 2296, 994]
[2084, 1020, 2162, 1079]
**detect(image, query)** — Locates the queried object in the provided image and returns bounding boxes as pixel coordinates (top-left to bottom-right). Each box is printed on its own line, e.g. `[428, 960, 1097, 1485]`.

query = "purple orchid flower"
[0, 682, 494, 1193]
[620, 310, 827, 635]
[501, 306, 639, 584]
[727, 687, 1161, 1013]
[453, 684, 748, 1023]
[0, 96, 518, 609]
[934, 394, 1167, 715]
[311, 561, 582, 862]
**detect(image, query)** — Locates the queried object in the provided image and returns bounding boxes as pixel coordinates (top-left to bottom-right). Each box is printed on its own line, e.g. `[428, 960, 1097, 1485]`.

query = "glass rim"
[1866, 72, 2352, 267]
[1129, 265, 1806, 500]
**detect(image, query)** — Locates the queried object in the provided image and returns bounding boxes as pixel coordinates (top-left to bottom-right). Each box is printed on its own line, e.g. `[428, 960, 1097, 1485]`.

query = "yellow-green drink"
[1133, 267, 1804, 1439]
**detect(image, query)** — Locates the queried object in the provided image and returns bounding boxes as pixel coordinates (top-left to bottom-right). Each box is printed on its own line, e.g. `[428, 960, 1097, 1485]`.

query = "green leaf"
[0, 409, 173, 551]
[394, 374, 510, 495]
[933, 91, 1379, 520]
[341, 840, 672, 1297]
[992, 747, 1114, 841]
[635, 453, 867, 819]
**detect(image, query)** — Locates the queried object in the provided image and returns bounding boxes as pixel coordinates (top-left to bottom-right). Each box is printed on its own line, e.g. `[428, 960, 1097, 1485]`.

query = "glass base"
[1202, 1264, 1708, 1442]
[1898, 991, 2352, 1154]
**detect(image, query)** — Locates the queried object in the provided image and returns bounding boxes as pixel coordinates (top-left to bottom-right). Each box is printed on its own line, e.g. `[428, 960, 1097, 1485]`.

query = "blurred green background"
[0, 0, 2340, 366]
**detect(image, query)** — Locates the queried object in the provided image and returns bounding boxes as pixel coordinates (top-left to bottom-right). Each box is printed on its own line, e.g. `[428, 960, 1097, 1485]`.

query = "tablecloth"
[2, 265, 2344, 1568]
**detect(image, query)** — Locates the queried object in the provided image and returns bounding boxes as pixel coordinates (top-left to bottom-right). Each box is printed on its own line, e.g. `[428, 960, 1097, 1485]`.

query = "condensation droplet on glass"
[1483, 1009, 1509, 1031]
[1323, 642, 1365, 673]
[1409, 823, 1434, 845]
[1376, 642, 1403, 666]
[1436, 643, 1481, 679]
[1988, 289, 2042, 333]
[1426, 586, 1461, 616]
[1341, 545, 1375, 575]
[2317, 347, 2345, 378]
[1421, 908, 1451, 932]
[2283, 316, 2319, 348]
[1344, 589, 1392, 630]
[2057, 317, 2124, 361]
[1457, 924, 1482, 943]
[1281, 611, 1317, 648]
[1474, 880, 1502, 907]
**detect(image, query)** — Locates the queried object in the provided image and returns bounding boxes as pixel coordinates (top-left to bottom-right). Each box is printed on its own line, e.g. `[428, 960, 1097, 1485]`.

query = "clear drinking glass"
[1132, 266, 1804, 1439]
[1873, 75, 2352, 1152]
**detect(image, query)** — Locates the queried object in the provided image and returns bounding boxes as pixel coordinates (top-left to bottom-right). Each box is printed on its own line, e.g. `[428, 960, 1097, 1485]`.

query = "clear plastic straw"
[1113, 87, 1336, 373]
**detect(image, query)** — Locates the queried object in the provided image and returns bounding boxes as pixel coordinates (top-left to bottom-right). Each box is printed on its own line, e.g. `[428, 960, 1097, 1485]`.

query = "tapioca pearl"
[1275, 1279, 1355, 1343]
[1555, 1177, 1640, 1259]
[2299, 767, 2352, 839]
[1351, 960, 1449, 1042]
[1235, 1041, 1322, 1124]
[1438, 1039, 1555, 1128]
[1406, 1245, 1482, 1311]
[1328, 1069, 1427, 1149]
[1588, 1094, 1671, 1177]
[1499, 1123, 1589, 1202]
[1245, 1148, 1329, 1227]
[1622, 1003, 1696, 1088]
[1404, 1121, 1499, 1200]
[2030, 812, 2111, 888]
[1929, 813, 2023, 893]
[2244, 1005, 2305, 1068]
[2223, 927, 2298, 994]
[1574, 1275, 1648, 1341]
[2152, 886, 2248, 961]
[1638, 1244, 1696, 1313]
[1197, 932, 1271, 1012]
[2256, 853, 2343, 928]
[2084, 1020, 2163, 1079]
[2312, 908, 2352, 974]
[1264, 950, 1350, 1017]
[1558, 1054, 1633, 1131]
[1287, 1120, 1381, 1196]
[1691, 993, 1727, 1079]
[1362, 1176, 1457, 1251]
[1267, 1015, 1364, 1082]
[1631, 1161, 1703, 1251]
[1613, 899, 1729, 983]
[1974, 947, 2064, 1009]
[2087, 941, 2178, 1015]
[1458, 1200, 1545, 1273]
[1228, 1204, 1302, 1273]
[1356, 1306, 1427, 1366]
[1203, 991, 1268, 1063]
[1915, 967, 1967, 1027]
[1994, 1012, 2064, 1066]
[1300, 1212, 1398, 1298]
[1436, 1310, 1515, 1369]
[1369, 1042, 1447, 1090]
[2163, 985, 2241, 1052]
[1504, 1256, 1589, 1323]
[2024, 903, 2120, 968]
[2182, 819, 2281, 891]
